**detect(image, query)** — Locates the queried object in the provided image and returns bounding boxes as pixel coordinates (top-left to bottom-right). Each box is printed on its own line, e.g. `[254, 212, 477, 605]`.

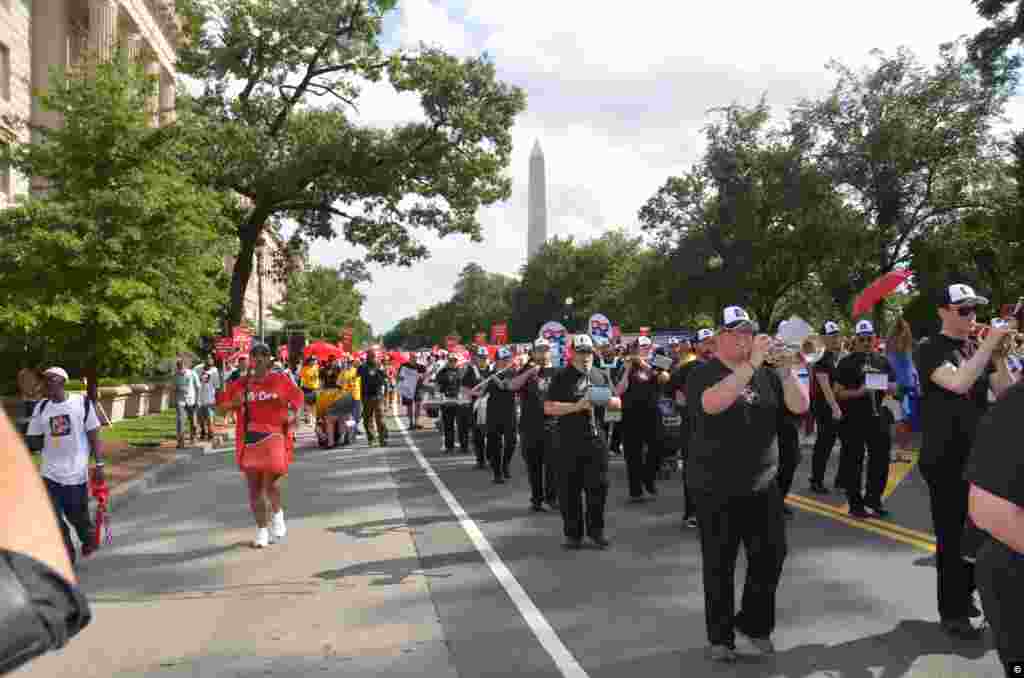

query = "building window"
[0, 43, 9, 102]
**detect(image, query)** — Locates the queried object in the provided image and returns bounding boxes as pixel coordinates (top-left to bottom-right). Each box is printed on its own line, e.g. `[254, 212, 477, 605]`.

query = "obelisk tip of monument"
[531, 139, 543, 156]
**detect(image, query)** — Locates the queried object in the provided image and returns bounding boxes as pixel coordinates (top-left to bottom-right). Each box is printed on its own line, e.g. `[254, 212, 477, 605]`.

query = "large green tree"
[0, 54, 234, 397]
[639, 100, 858, 330]
[269, 264, 373, 345]
[177, 0, 527, 328]
[791, 41, 1016, 316]
[968, 0, 1024, 85]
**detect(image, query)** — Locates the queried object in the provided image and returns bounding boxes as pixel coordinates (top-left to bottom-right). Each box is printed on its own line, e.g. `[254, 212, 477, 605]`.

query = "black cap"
[250, 341, 272, 357]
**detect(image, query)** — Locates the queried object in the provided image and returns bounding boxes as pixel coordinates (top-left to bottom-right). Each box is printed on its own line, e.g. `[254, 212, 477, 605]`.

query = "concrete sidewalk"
[24, 430, 459, 677]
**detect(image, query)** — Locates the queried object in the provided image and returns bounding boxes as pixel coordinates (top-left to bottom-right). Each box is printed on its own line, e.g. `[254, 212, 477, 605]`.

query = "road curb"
[90, 446, 206, 513]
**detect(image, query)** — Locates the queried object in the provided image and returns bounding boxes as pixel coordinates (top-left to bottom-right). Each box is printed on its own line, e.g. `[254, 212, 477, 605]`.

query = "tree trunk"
[227, 212, 268, 328]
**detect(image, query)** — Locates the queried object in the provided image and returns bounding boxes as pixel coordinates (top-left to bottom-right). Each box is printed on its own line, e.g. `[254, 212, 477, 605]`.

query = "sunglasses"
[954, 306, 978, 318]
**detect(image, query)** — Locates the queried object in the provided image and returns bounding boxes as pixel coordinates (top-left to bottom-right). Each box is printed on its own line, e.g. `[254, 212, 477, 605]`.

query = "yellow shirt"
[339, 368, 361, 401]
[315, 388, 345, 418]
[300, 365, 320, 390]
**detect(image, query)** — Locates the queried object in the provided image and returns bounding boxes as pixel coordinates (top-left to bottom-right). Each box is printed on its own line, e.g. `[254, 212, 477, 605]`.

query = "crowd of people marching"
[11, 283, 1023, 673]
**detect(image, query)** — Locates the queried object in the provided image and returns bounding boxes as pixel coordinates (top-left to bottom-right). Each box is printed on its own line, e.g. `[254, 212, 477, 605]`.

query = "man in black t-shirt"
[358, 348, 389, 446]
[545, 334, 622, 550]
[512, 338, 560, 511]
[917, 284, 1016, 640]
[615, 336, 662, 501]
[686, 306, 809, 662]
[966, 382, 1024, 673]
[809, 321, 844, 493]
[434, 354, 464, 453]
[460, 347, 491, 467]
[471, 347, 518, 483]
[834, 320, 897, 518]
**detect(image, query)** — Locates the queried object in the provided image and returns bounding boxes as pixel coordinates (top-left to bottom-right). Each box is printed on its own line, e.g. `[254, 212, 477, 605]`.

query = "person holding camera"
[686, 306, 809, 662]
[545, 334, 622, 549]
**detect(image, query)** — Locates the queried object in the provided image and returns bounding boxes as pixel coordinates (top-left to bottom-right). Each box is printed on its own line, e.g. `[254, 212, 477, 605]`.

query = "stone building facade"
[0, 0, 179, 206]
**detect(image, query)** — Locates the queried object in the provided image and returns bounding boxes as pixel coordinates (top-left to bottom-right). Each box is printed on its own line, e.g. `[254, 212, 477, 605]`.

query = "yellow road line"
[883, 447, 919, 500]
[786, 494, 936, 553]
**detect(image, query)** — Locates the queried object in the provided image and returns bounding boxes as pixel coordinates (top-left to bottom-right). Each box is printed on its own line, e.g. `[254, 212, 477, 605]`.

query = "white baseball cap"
[696, 328, 715, 342]
[722, 306, 754, 330]
[855, 319, 875, 336]
[573, 334, 595, 352]
[943, 283, 989, 307]
[533, 338, 551, 350]
[822, 321, 841, 336]
[43, 367, 69, 382]
[637, 336, 653, 347]
[668, 337, 680, 345]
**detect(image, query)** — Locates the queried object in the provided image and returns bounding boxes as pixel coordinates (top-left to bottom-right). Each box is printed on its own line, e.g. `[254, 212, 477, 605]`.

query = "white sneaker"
[253, 527, 270, 548]
[271, 511, 287, 540]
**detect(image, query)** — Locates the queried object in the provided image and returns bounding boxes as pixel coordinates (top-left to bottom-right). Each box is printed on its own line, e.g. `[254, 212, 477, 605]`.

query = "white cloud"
[309, 0, 1024, 336]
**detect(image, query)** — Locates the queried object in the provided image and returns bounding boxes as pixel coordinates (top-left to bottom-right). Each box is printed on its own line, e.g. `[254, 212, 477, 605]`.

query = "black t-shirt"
[517, 364, 559, 436]
[435, 366, 462, 398]
[461, 362, 489, 398]
[811, 350, 839, 413]
[835, 351, 896, 420]
[966, 382, 1024, 523]
[623, 363, 658, 415]
[918, 334, 993, 467]
[484, 366, 517, 429]
[686, 358, 784, 497]
[357, 363, 387, 399]
[546, 364, 610, 446]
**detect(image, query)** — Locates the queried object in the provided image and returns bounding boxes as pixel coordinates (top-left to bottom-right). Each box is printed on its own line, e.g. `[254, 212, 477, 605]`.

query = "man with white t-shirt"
[26, 367, 104, 566]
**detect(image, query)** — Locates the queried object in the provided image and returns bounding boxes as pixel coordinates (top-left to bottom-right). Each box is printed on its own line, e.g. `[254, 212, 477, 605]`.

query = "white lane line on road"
[393, 416, 591, 678]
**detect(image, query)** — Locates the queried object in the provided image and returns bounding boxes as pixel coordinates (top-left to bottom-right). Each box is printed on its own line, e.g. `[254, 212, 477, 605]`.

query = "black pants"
[839, 415, 891, 507]
[694, 485, 787, 648]
[609, 420, 622, 452]
[920, 461, 976, 621]
[810, 408, 841, 486]
[976, 536, 1024, 674]
[487, 424, 517, 478]
[459, 404, 486, 462]
[622, 414, 660, 497]
[558, 441, 609, 539]
[522, 431, 557, 506]
[44, 478, 95, 564]
[776, 419, 801, 499]
[441, 405, 459, 451]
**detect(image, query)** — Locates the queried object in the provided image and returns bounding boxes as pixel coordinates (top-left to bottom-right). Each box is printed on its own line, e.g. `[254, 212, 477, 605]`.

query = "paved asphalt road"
[21, 412, 1007, 677]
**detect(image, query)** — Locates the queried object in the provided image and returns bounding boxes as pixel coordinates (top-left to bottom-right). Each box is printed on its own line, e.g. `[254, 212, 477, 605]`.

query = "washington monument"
[527, 139, 548, 259]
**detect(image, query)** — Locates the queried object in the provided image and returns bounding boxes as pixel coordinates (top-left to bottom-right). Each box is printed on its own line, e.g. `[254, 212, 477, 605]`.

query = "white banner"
[398, 365, 419, 401]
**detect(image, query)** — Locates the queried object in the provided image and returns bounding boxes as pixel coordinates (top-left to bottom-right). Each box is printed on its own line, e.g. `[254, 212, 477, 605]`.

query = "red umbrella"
[304, 340, 339, 363]
[852, 270, 913, 318]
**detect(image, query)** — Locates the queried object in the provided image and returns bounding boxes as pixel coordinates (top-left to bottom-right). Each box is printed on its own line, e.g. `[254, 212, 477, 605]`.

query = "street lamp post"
[256, 237, 265, 343]
[564, 296, 574, 332]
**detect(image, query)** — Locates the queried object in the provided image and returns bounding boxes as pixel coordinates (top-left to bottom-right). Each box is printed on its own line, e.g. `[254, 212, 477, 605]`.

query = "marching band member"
[809, 322, 844, 493]
[471, 347, 518, 483]
[434, 353, 464, 454]
[461, 347, 492, 469]
[671, 328, 715, 529]
[686, 306, 809, 662]
[834, 319, 897, 518]
[616, 336, 662, 502]
[512, 339, 560, 511]
[545, 334, 622, 549]
[917, 284, 1016, 639]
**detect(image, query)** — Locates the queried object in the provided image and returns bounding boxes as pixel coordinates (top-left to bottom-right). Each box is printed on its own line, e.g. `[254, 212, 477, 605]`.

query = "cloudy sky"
[299, 0, 1024, 335]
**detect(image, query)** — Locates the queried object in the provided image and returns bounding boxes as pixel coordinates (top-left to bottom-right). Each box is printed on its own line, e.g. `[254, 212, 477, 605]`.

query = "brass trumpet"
[978, 318, 1024, 358]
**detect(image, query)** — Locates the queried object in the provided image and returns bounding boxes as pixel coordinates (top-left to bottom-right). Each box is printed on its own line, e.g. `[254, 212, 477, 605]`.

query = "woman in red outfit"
[217, 342, 304, 548]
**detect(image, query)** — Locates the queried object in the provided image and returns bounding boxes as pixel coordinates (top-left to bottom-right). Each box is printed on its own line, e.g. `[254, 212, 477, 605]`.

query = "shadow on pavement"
[593, 619, 990, 678]
[312, 550, 483, 585]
